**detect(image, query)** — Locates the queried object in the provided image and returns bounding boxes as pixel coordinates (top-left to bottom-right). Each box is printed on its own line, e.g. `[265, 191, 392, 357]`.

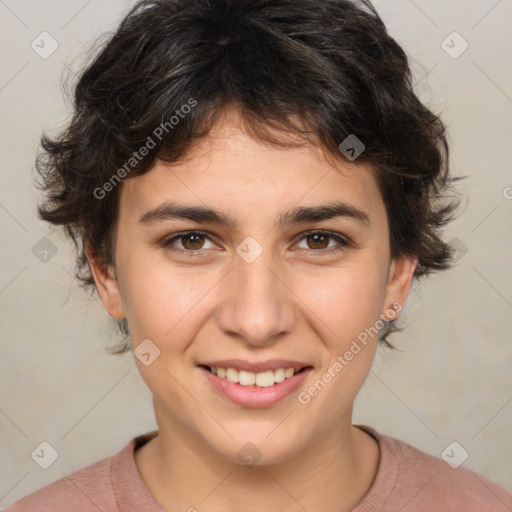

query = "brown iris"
[181, 233, 205, 250]
[306, 233, 330, 250]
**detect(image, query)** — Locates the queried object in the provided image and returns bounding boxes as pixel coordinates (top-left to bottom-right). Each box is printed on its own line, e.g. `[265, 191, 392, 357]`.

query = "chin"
[207, 430, 304, 468]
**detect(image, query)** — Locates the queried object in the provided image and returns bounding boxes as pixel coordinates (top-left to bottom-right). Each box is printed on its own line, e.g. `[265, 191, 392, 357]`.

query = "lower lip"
[198, 366, 313, 408]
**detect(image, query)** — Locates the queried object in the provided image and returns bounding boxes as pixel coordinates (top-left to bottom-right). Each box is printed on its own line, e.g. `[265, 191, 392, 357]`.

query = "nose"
[215, 252, 296, 347]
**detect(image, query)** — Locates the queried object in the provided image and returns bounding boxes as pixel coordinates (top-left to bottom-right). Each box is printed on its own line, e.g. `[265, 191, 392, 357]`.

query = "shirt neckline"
[111, 429, 163, 511]
[111, 424, 399, 511]
[351, 424, 400, 511]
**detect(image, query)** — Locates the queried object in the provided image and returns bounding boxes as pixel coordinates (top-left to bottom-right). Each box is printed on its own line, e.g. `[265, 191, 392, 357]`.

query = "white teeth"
[255, 370, 275, 387]
[273, 368, 285, 383]
[226, 367, 238, 383]
[238, 370, 255, 386]
[284, 368, 294, 378]
[208, 366, 300, 387]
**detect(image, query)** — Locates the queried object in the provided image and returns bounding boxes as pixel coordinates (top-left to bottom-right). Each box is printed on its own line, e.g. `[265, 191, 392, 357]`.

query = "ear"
[382, 254, 418, 321]
[85, 240, 125, 319]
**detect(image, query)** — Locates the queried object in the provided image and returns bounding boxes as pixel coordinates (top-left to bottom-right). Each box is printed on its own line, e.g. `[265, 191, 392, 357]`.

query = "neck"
[135, 410, 380, 512]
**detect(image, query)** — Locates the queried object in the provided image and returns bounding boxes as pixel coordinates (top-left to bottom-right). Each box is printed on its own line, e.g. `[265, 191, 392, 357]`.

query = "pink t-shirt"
[5, 425, 512, 511]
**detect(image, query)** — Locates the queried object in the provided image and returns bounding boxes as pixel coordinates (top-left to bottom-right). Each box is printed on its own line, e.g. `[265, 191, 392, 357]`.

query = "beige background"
[1, 0, 511, 507]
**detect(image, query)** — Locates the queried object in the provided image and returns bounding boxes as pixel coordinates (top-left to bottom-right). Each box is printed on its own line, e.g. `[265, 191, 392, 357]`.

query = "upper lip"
[198, 359, 312, 373]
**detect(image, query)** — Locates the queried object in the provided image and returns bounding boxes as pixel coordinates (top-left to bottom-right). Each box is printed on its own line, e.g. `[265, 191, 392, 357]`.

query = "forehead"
[119, 111, 385, 226]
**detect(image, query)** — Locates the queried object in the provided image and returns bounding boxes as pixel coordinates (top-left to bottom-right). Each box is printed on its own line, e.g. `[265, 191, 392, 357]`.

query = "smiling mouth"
[199, 364, 311, 388]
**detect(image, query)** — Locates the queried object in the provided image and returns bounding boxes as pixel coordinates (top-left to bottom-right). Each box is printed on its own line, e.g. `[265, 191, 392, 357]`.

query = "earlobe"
[85, 240, 125, 320]
[383, 254, 418, 320]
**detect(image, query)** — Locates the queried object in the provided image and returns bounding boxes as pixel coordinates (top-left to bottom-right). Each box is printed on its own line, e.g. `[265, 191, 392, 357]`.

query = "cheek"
[294, 268, 383, 419]
[117, 258, 220, 344]
[295, 262, 387, 346]
[117, 263, 218, 398]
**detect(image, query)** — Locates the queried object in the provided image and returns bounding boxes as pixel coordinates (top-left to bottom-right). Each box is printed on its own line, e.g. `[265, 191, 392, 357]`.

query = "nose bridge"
[215, 249, 296, 345]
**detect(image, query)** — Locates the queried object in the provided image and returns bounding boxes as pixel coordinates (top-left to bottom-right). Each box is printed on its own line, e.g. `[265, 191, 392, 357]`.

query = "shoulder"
[4, 455, 116, 512]
[5, 430, 162, 512]
[390, 436, 511, 510]
[355, 425, 512, 512]
[5, 431, 159, 512]
[5, 456, 115, 512]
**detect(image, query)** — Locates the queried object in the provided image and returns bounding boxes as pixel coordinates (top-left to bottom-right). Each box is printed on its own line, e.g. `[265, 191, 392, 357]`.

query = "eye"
[161, 231, 216, 254]
[160, 229, 350, 256]
[294, 230, 350, 254]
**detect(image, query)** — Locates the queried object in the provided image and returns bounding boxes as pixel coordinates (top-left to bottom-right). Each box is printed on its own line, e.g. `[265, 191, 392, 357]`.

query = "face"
[87, 110, 417, 466]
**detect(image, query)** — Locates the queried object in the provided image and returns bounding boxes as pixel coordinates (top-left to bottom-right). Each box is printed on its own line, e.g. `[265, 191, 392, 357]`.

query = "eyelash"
[160, 230, 350, 256]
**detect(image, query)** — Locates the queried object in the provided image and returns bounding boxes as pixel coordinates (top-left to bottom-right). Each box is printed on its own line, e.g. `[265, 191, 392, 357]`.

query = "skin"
[87, 108, 417, 512]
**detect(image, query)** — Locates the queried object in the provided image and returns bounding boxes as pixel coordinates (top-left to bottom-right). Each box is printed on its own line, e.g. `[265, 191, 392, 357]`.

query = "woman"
[7, 0, 512, 510]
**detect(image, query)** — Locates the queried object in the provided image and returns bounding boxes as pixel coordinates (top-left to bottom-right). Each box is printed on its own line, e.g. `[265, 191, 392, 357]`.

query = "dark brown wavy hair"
[35, 0, 461, 352]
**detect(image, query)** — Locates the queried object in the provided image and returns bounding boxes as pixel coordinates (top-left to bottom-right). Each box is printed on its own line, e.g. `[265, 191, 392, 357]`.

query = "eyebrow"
[138, 201, 371, 228]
